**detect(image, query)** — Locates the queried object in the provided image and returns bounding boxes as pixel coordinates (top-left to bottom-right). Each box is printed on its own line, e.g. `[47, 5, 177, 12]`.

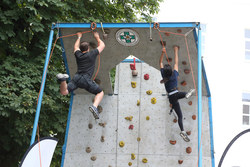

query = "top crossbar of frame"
[52, 22, 199, 29]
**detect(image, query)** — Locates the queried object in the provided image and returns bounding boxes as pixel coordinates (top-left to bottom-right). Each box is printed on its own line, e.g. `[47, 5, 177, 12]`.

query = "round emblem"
[116, 29, 139, 46]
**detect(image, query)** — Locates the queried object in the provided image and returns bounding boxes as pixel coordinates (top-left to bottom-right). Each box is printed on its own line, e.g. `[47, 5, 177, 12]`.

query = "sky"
[155, 0, 250, 166]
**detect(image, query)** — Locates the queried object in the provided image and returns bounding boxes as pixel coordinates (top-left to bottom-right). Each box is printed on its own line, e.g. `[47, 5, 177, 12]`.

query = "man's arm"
[74, 32, 82, 53]
[93, 32, 105, 53]
[159, 47, 165, 68]
[173, 46, 179, 72]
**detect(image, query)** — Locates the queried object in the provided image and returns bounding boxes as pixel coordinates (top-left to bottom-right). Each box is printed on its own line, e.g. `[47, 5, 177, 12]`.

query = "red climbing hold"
[130, 64, 136, 70]
[144, 74, 149, 80]
[129, 125, 134, 130]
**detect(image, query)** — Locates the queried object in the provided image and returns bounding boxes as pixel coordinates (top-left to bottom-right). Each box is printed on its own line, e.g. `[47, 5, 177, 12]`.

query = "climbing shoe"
[89, 105, 100, 119]
[180, 131, 190, 142]
[185, 89, 195, 99]
[56, 73, 69, 82]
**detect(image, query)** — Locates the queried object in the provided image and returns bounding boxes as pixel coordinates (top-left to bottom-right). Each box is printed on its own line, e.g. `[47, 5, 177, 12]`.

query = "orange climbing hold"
[178, 160, 183, 164]
[169, 140, 176, 145]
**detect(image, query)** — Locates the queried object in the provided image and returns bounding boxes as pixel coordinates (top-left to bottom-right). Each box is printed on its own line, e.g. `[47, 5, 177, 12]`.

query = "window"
[245, 29, 250, 60]
[242, 92, 250, 125]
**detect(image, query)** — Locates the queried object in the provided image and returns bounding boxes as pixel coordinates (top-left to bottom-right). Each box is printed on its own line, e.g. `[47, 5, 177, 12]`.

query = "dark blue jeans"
[169, 92, 187, 131]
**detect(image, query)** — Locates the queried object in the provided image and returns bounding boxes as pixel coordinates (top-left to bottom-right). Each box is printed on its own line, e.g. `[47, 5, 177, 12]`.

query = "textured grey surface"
[60, 26, 206, 95]
[63, 62, 211, 167]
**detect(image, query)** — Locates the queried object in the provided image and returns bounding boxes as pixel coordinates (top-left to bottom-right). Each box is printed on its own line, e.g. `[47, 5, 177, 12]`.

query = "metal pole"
[30, 29, 54, 145]
[198, 25, 202, 167]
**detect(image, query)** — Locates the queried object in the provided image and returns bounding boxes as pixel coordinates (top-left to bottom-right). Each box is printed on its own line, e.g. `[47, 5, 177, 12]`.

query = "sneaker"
[185, 89, 195, 99]
[89, 105, 100, 119]
[180, 131, 190, 142]
[56, 73, 69, 82]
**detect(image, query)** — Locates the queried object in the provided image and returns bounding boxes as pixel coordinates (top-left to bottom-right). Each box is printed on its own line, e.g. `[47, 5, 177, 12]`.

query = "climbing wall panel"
[63, 61, 212, 167]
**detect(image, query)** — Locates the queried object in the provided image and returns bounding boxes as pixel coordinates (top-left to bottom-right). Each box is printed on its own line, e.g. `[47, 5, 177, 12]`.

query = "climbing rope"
[154, 22, 202, 167]
[154, 22, 170, 64]
[35, 23, 100, 167]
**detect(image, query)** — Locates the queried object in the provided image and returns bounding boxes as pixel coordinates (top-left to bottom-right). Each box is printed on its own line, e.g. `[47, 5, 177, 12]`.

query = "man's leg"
[60, 81, 69, 95]
[93, 91, 104, 108]
[56, 73, 69, 95]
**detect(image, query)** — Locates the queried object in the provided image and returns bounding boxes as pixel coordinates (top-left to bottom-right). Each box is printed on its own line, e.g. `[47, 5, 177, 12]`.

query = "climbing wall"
[63, 61, 212, 167]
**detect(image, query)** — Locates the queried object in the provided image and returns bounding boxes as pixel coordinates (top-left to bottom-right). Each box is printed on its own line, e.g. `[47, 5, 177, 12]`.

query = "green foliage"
[0, 0, 162, 166]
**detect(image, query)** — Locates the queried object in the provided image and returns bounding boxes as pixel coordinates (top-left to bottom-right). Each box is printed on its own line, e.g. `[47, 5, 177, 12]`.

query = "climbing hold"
[151, 97, 156, 104]
[184, 69, 190, 74]
[146, 90, 152, 95]
[169, 140, 176, 145]
[132, 70, 138, 76]
[98, 122, 106, 128]
[101, 135, 105, 142]
[128, 162, 132, 166]
[178, 160, 183, 164]
[88, 123, 93, 129]
[192, 115, 196, 120]
[182, 61, 187, 65]
[186, 147, 192, 154]
[137, 100, 140, 106]
[97, 105, 103, 113]
[142, 158, 148, 163]
[177, 29, 182, 33]
[130, 64, 136, 70]
[86, 147, 91, 153]
[119, 141, 125, 147]
[186, 131, 191, 136]
[94, 78, 101, 85]
[144, 74, 149, 80]
[129, 125, 134, 130]
[164, 32, 170, 36]
[173, 119, 177, 123]
[91, 156, 97, 161]
[146, 116, 150, 120]
[188, 101, 192, 106]
[131, 81, 136, 88]
[125, 116, 133, 121]
[137, 137, 141, 142]
[169, 104, 172, 108]
[181, 81, 187, 86]
[131, 153, 136, 160]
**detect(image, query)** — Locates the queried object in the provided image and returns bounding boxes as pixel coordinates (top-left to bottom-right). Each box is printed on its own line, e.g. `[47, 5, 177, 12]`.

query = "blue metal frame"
[53, 22, 198, 29]
[60, 95, 74, 167]
[202, 61, 215, 167]
[30, 29, 54, 145]
[197, 25, 203, 167]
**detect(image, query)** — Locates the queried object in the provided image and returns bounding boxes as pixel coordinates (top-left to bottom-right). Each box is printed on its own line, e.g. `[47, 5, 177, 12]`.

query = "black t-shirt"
[74, 49, 99, 77]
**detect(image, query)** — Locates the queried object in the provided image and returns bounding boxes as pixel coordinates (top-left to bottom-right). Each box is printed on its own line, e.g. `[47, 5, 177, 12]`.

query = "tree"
[0, 0, 163, 166]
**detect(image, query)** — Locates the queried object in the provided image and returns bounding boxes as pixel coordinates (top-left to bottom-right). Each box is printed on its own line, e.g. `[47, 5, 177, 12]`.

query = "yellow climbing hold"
[137, 137, 141, 141]
[146, 90, 152, 95]
[131, 153, 136, 160]
[125, 116, 133, 121]
[142, 158, 148, 163]
[128, 162, 132, 166]
[119, 141, 125, 147]
[137, 100, 140, 106]
[146, 116, 150, 120]
[131, 81, 136, 88]
[151, 97, 156, 104]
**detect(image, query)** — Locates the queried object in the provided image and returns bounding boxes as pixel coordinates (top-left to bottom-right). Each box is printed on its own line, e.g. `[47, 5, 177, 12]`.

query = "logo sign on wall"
[116, 29, 139, 46]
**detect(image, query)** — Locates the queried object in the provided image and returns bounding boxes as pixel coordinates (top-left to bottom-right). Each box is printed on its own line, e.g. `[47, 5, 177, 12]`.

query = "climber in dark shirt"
[57, 32, 105, 119]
